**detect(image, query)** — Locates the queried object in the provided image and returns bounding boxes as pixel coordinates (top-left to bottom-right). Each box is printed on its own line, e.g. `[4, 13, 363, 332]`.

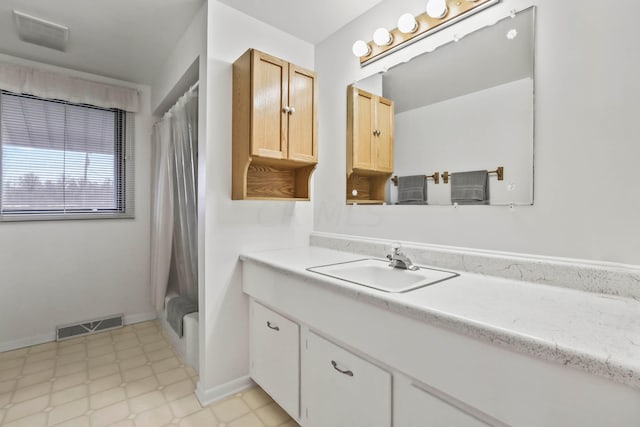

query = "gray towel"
[450, 170, 490, 205]
[397, 175, 427, 205]
[167, 296, 198, 337]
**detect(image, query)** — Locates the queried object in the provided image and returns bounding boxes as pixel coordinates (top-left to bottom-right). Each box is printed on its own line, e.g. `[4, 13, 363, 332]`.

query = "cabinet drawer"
[250, 300, 299, 419]
[302, 330, 391, 427]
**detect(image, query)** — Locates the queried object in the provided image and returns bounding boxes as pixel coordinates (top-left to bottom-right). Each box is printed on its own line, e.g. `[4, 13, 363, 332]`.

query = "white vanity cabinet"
[242, 255, 640, 427]
[301, 330, 391, 427]
[249, 300, 299, 419]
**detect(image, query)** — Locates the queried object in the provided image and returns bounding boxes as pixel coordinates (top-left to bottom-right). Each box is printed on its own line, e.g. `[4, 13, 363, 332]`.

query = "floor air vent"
[56, 314, 124, 341]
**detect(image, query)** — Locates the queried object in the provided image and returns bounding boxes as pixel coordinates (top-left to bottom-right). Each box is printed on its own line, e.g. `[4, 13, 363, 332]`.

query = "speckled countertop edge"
[240, 251, 640, 392]
[310, 232, 640, 301]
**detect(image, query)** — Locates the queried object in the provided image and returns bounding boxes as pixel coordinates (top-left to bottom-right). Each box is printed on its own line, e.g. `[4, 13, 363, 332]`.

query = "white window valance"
[0, 62, 140, 112]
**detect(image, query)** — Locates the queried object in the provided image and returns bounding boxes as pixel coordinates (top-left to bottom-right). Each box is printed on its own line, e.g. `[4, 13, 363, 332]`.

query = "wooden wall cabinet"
[347, 85, 394, 205]
[233, 49, 317, 200]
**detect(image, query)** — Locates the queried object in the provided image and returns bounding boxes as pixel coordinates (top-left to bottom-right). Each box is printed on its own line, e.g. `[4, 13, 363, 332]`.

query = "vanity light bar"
[357, 0, 500, 66]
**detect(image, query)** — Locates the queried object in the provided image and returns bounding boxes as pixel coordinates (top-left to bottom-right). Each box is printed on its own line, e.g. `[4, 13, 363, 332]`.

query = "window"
[0, 91, 134, 220]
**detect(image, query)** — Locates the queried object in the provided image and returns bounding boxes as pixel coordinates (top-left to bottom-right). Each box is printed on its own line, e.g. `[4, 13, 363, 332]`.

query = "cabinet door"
[302, 331, 391, 427]
[351, 88, 375, 171]
[374, 96, 394, 172]
[287, 64, 317, 163]
[251, 51, 288, 159]
[395, 379, 492, 427]
[250, 300, 299, 419]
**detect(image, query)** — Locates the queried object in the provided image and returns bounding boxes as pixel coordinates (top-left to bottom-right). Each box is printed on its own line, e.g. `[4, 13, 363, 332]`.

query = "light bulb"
[397, 13, 418, 34]
[426, 0, 449, 19]
[352, 40, 371, 57]
[373, 27, 392, 46]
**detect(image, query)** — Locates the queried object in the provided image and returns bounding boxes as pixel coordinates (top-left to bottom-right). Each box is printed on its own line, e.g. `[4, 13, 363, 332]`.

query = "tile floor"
[0, 321, 298, 427]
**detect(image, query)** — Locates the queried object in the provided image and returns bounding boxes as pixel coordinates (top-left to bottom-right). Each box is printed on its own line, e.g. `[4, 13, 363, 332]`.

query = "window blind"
[0, 90, 134, 220]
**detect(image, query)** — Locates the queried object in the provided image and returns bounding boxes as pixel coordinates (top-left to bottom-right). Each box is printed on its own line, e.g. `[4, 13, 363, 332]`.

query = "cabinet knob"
[283, 106, 291, 114]
[289, 106, 296, 114]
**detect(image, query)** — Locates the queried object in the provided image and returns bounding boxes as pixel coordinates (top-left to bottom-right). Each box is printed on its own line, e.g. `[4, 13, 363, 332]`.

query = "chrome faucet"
[386, 244, 419, 271]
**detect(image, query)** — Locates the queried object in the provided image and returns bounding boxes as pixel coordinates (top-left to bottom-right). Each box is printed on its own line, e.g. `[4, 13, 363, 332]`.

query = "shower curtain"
[150, 86, 198, 313]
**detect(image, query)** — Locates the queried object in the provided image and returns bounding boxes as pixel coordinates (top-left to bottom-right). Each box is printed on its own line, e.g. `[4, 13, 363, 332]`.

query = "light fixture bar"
[359, 0, 499, 66]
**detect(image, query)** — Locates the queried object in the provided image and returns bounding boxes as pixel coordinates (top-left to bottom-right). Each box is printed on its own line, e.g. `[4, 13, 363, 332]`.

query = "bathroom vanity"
[241, 240, 640, 427]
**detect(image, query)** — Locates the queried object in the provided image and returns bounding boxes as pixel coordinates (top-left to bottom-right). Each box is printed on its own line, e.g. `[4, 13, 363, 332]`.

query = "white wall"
[0, 55, 154, 351]
[392, 78, 533, 205]
[151, 3, 207, 115]
[198, 1, 314, 397]
[355, 73, 383, 95]
[314, 0, 640, 265]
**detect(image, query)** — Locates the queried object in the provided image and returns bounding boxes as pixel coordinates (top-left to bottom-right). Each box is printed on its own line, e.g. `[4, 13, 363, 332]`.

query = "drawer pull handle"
[266, 321, 280, 331]
[331, 360, 354, 377]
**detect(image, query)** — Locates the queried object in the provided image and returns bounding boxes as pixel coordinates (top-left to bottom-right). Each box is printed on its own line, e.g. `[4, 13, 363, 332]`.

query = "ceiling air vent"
[13, 10, 70, 52]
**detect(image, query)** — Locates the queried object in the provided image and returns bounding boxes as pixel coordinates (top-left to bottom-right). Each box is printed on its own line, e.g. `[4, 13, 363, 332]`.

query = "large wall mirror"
[346, 7, 535, 206]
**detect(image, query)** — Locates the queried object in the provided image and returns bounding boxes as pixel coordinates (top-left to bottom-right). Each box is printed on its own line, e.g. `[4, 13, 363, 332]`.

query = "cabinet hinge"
[305, 339, 308, 350]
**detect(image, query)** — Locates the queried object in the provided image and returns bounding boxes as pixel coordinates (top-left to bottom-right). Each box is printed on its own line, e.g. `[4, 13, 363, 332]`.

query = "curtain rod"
[160, 81, 199, 120]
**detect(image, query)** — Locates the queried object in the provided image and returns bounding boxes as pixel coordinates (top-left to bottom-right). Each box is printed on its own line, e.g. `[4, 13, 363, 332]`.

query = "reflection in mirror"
[348, 7, 535, 206]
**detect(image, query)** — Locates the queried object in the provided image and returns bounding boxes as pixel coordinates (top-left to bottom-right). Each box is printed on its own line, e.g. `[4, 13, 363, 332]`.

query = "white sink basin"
[307, 258, 458, 293]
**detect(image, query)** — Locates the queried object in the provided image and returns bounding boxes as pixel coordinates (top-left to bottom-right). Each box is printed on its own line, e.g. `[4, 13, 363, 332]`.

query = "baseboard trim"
[0, 332, 56, 354]
[195, 376, 255, 406]
[0, 311, 158, 354]
[123, 311, 157, 325]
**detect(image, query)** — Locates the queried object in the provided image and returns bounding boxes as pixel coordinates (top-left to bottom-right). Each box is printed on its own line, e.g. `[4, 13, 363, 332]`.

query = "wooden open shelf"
[347, 199, 385, 205]
[243, 161, 316, 200]
[346, 172, 391, 205]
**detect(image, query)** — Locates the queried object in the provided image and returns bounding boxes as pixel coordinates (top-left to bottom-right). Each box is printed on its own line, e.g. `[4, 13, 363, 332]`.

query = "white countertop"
[240, 245, 640, 391]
